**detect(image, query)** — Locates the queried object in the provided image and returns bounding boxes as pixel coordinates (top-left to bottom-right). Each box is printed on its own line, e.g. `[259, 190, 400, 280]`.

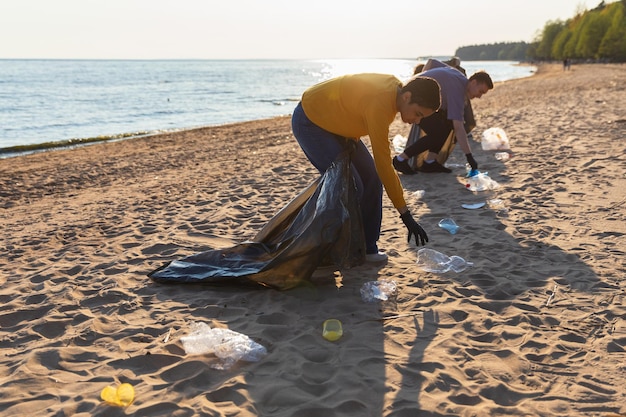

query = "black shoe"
[393, 157, 417, 175]
[418, 160, 452, 173]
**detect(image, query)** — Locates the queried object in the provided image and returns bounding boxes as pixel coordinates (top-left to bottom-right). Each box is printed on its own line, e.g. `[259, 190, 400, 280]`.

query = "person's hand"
[400, 211, 428, 246]
[465, 153, 478, 170]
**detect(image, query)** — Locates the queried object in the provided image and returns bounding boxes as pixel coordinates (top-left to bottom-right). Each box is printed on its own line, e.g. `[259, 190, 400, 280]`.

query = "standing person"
[393, 61, 493, 174]
[291, 73, 441, 263]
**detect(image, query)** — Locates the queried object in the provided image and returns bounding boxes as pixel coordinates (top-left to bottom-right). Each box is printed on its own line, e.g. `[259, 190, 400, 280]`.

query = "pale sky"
[0, 0, 595, 60]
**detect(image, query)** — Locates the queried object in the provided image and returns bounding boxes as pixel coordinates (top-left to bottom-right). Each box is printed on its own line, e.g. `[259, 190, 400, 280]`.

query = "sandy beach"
[1, 63, 625, 416]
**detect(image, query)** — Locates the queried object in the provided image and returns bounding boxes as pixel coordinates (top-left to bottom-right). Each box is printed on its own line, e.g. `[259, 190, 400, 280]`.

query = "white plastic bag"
[181, 322, 267, 370]
[465, 172, 500, 191]
[360, 279, 398, 302]
[392, 134, 407, 153]
[481, 127, 510, 151]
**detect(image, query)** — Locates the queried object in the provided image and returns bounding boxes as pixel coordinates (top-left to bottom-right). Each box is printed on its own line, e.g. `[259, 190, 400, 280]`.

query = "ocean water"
[0, 59, 535, 154]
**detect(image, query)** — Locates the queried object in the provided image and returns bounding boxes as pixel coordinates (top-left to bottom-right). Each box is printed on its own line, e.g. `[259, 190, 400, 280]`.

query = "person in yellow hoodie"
[292, 73, 440, 263]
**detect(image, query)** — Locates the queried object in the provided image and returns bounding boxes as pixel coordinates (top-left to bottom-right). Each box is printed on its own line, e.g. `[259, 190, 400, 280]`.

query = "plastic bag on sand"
[360, 279, 398, 302]
[416, 248, 473, 273]
[465, 172, 500, 192]
[481, 127, 510, 151]
[181, 322, 267, 370]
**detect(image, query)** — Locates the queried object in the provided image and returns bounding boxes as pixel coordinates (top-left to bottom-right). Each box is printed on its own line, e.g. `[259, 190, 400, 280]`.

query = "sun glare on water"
[312, 58, 417, 81]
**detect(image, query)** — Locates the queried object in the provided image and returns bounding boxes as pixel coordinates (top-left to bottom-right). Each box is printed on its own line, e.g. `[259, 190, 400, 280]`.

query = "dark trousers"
[404, 110, 453, 158]
[291, 102, 383, 254]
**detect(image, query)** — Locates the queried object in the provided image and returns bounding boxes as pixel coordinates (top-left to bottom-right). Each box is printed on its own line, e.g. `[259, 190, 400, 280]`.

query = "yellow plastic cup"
[322, 319, 343, 341]
[101, 383, 135, 407]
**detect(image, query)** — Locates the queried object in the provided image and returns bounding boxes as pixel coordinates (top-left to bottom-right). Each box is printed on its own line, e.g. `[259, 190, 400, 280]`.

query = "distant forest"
[454, 0, 626, 62]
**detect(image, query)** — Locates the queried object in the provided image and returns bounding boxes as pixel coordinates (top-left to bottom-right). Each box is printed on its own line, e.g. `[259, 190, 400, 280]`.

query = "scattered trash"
[487, 198, 506, 210]
[101, 383, 135, 407]
[412, 189, 426, 199]
[322, 319, 343, 341]
[462, 202, 486, 210]
[481, 127, 510, 150]
[360, 279, 398, 302]
[495, 152, 510, 161]
[465, 172, 500, 192]
[181, 322, 267, 370]
[392, 134, 407, 153]
[546, 284, 559, 307]
[438, 218, 460, 234]
[416, 248, 473, 273]
[466, 167, 480, 178]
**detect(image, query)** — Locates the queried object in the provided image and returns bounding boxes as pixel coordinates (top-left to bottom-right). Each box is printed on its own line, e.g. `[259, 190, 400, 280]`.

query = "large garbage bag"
[148, 150, 366, 290]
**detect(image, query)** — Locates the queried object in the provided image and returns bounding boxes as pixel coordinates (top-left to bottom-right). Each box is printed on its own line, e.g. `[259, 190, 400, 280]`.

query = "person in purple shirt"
[393, 60, 493, 174]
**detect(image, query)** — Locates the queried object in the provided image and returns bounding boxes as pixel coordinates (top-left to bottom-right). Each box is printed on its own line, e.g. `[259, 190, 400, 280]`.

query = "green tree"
[599, 2, 626, 59]
[552, 27, 572, 59]
[531, 0, 626, 61]
[576, 8, 611, 58]
[535, 21, 565, 59]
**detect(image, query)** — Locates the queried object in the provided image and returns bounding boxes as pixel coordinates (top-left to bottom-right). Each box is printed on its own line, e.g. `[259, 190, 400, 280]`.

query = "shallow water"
[0, 59, 535, 155]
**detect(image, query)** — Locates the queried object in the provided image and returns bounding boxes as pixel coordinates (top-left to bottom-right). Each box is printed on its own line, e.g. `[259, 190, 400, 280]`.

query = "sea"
[0, 59, 535, 156]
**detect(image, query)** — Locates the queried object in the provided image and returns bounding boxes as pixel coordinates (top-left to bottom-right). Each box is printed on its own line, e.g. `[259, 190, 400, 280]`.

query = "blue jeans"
[291, 102, 382, 254]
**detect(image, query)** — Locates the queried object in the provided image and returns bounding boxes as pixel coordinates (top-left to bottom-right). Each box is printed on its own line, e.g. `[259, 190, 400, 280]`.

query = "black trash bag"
[148, 150, 366, 290]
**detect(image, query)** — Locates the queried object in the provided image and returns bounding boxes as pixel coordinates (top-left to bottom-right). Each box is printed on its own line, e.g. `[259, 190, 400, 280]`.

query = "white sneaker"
[365, 251, 388, 263]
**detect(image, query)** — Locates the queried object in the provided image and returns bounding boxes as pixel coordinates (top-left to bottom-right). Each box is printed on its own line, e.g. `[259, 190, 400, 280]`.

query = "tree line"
[454, 0, 626, 62]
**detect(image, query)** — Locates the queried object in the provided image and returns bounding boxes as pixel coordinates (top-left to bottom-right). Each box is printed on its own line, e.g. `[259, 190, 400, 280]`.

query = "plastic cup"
[322, 319, 343, 341]
[438, 218, 460, 234]
[101, 383, 135, 407]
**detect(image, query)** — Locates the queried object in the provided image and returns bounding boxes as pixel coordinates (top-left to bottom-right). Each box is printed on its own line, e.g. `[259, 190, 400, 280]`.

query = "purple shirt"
[420, 66, 468, 121]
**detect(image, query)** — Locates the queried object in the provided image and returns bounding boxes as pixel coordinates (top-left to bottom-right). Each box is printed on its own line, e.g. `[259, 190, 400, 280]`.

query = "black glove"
[465, 153, 478, 170]
[400, 211, 429, 246]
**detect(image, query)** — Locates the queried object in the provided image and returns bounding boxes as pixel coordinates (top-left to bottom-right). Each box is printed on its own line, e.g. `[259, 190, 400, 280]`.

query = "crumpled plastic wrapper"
[181, 322, 267, 370]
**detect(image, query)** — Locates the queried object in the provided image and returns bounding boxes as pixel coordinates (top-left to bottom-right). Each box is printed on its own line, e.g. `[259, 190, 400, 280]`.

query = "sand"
[1, 63, 625, 417]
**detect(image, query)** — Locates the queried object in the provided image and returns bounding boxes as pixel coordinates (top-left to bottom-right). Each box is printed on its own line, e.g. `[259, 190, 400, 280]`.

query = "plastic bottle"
[438, 218, 460, 234]
[322, 319, 343, 341]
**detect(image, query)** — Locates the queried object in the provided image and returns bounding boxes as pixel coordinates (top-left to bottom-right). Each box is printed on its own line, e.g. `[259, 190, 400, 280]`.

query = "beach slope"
[1, 63, 625, 417]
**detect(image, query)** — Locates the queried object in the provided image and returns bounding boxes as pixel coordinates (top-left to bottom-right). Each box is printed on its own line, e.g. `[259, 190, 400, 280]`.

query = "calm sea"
[0, 59, 535, 155]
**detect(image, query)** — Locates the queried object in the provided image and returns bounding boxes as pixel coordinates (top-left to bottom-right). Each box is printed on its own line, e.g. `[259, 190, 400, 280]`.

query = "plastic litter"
[181, 322, 267, 370]
[465, 172, 500, 192]
[416, 248, 473, 273]
[461, 202, 486, 210]
[438, 218, 460, 234]
[495, 152, 510, 161]
[466, 167, 480, 177]
[360, 279, 398, 302]
[481, 127, 510, 150]
[412, 190, 426, 199]
[392, 134, 407, 153]
[322, 319, 343, 341]
[101, 383, 135, 407]
[487, 198, 506, 209]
